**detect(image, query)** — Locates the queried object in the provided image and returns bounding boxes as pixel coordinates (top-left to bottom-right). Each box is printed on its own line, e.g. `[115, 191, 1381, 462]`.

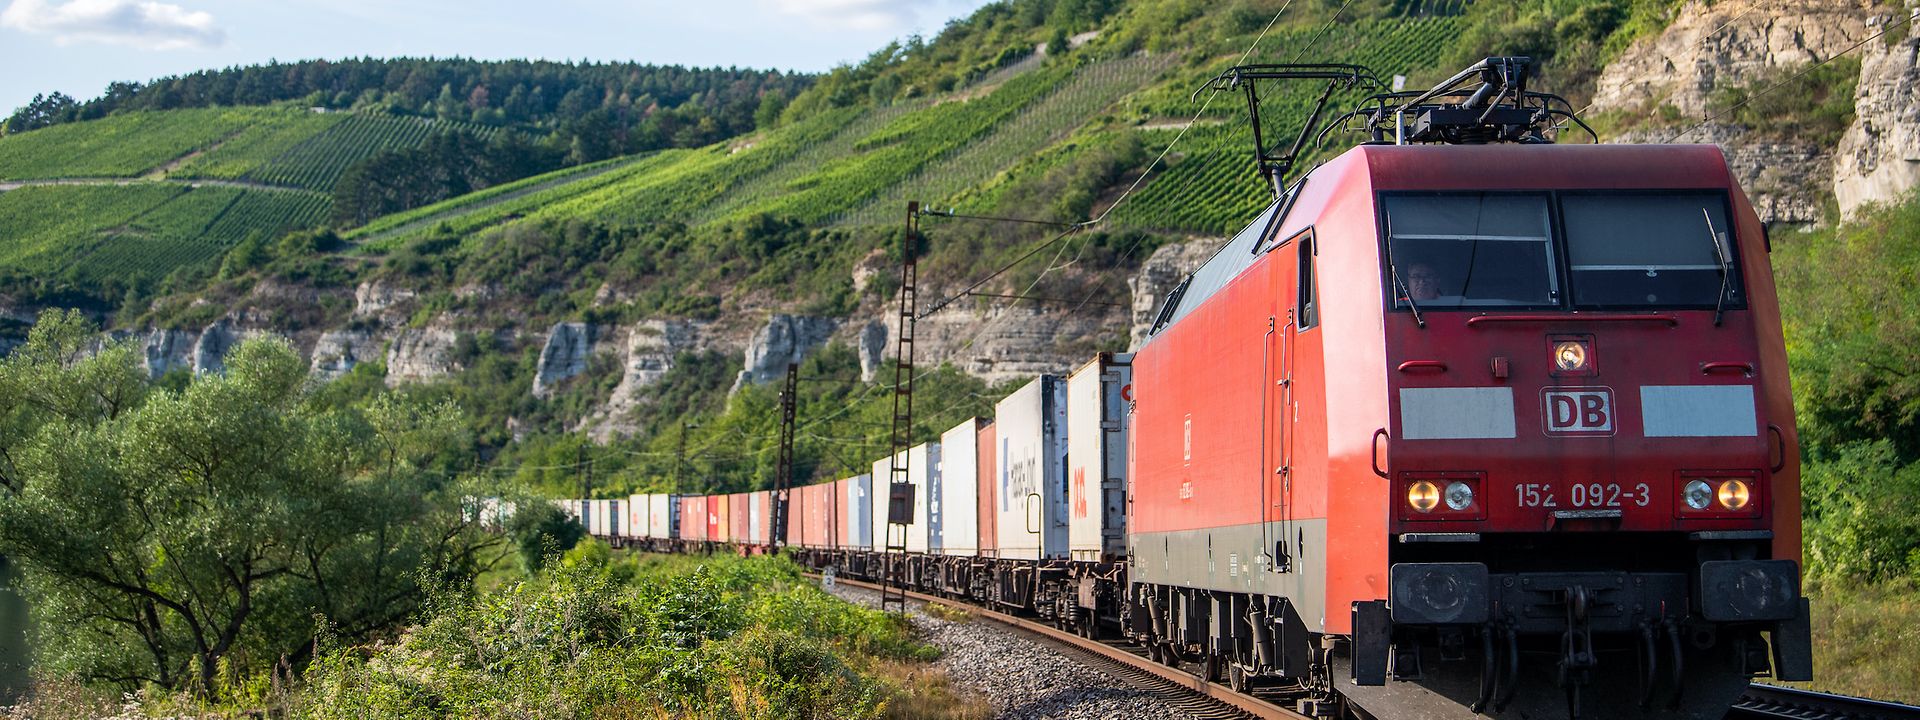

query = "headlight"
[1553, 340, 1589, 372]
[1716, 479, 1751, 511]
[1444, 481, 1475, 511]
[1408, 480, 1440, 513]
[1684, 479, 1713, 510]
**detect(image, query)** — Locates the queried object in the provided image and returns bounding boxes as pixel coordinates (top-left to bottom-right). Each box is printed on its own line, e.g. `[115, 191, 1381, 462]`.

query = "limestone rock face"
[385, 325, 462, 387]
[1834, 13, 1920, 216]
[583, 319, 712, 441]
[1593, 0, 1876, 117]
[732, 314, 839, 392]
[858, 320, 890, 382]
[143, 328, 196, 378]
[310, 329, 378, 382]
[1128, 240, 1217, 349]
[532, 322, 599, 398]
[192, 320, 241, 375]
[353, 281, 416, 321]
[1591, 0, 1880, 223]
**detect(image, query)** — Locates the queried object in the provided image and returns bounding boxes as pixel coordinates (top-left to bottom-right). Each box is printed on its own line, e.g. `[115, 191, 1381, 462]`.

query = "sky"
[0, 0, 1000, 114]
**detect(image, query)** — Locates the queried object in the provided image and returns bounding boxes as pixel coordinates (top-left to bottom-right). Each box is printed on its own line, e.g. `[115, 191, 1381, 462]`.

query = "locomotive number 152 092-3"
[1514, 482, 1652, 508]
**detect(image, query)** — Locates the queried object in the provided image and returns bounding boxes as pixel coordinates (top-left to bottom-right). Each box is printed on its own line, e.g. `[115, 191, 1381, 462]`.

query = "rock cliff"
[1834, 10, 1920, 215]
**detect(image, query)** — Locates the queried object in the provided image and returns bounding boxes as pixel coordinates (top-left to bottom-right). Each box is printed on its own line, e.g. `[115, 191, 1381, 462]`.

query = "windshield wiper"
[1384, 215, 1425, 328]
[1703, 208, 1731, 326]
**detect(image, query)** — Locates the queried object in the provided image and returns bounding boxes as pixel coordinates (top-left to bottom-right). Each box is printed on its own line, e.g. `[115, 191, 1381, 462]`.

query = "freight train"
[551, 59, 1812, 719]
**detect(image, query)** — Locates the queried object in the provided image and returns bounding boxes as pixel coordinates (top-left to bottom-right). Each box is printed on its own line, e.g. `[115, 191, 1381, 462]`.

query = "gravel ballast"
[826, 582, 1201, 720]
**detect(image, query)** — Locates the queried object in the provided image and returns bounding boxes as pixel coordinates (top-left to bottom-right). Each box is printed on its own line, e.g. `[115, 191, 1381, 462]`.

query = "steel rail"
[1732, 683, 1920, 720]
[817, 574, 1307, 720]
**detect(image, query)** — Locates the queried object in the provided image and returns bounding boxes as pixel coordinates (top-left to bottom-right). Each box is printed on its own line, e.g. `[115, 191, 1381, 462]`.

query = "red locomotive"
[1127, 58, 1809, 718]
[565, 58, 1810, 720]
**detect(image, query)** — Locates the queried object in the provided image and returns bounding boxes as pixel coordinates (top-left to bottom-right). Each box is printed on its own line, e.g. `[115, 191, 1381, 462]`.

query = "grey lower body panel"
[1129, 519, 1329, 632]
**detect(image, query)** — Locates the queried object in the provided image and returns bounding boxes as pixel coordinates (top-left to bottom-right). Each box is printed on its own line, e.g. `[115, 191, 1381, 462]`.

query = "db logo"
[1542, 387, 1615, 436]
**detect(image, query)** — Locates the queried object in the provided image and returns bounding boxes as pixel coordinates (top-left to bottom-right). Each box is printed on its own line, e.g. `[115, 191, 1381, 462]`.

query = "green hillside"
[0, 184, 329, 297]
[0, 0, 1685, 315]
[346, 16, 1462, 250]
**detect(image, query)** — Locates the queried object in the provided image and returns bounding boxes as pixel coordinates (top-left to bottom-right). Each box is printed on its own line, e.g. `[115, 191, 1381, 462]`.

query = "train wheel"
[1228, 664, 1249, 693]
[1204, 654, 1224, 683]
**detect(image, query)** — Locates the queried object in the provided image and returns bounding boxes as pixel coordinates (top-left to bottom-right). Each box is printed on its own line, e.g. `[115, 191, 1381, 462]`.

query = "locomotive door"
[1263, 233, 1306, 572]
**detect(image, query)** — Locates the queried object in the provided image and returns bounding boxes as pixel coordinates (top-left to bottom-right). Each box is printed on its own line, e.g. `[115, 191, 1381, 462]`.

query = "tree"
[2, 92, 78, 135]
[0, 312, 497, 698]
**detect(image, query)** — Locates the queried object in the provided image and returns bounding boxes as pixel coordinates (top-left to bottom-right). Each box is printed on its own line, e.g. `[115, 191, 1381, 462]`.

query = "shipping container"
[648, 494, 679, 540]
[610, 498, 628, 538]
[817, 481, 840, 549]
[938, 419, 987, 556]
[869, 445, 935, 553]
[637, 495, 660, 541]
[809, 483, 831, 549]
[707, 495, 722, 543]
[870, 452, 903, 551]
[844, 473, 873, 551]
[977, 423, 998, 557]
[681, 495, 707, 542]
[995, 375, 1069, 561]
[791, 484, 811, 548]
[827, 478, 845, 549]
[727, 493, 746, 544]
[587, 500, 604, 536]
[750, 490, 770, 547]
[912, 443, 938, 554]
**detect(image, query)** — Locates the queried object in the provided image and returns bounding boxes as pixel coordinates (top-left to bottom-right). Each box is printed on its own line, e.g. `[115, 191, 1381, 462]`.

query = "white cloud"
[760, 0, 940, 31]
[1, 0, 223, 50]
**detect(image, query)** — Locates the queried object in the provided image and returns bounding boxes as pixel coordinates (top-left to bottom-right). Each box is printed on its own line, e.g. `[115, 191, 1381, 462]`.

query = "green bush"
[296, 554, 920, 719]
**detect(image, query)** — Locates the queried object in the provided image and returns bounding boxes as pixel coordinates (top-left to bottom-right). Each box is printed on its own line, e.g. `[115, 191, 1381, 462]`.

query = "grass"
[1794, 580, 1920, 704]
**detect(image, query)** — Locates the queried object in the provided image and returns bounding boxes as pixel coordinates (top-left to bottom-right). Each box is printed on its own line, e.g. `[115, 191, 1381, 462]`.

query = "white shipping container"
[879, 451, 921, 552]
[647, 494, 677, 540]
[613, 499, 629, 538]
[1068, 354, 1132, 561]
[910, 442, 938, 554]
[995, 376, 1069, 561]
[845, 474, 873, 550]
[937, 419, 985, 556]
[749, 491, 765, 545]
[628, 494, 648, 539]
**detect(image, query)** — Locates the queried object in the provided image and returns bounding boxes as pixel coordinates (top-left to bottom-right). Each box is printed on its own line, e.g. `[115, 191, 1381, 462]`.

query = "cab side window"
[1297, 231, 1318, 330]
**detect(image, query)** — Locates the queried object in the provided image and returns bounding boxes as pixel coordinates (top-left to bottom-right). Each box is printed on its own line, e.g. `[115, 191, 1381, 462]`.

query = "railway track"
[816, 575, 1920, 720]
[1731, 684, 1920, 720]
[820, 574, 1305, 720]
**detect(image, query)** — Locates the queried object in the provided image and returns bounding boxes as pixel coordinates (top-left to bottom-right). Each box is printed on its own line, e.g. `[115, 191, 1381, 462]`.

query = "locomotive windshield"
[1562, 193, 1742, 308]
[1383, 193, 1558, 308]
[1382, 191, 1744, 311]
